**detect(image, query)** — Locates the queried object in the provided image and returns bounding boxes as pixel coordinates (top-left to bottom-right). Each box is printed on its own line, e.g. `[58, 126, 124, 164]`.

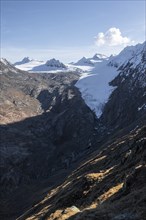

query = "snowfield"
[75, 60, 118, 118]
[15, 60, 45, 71]
[75, 42, 145, 118]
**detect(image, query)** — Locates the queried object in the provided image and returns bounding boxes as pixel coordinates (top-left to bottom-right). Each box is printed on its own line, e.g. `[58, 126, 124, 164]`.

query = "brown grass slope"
[17, 125, 146, 220]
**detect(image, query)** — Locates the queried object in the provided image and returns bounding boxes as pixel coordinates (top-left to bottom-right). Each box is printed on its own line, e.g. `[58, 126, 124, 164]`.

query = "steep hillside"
[101, 42, 146, 131]
[16, 125, 146, 220]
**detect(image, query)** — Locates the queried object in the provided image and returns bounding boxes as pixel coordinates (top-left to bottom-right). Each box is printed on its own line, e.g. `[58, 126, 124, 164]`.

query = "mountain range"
[13, 53, 109, 72]
[14, 58, 66, 72]
[0, 41, 146, 220]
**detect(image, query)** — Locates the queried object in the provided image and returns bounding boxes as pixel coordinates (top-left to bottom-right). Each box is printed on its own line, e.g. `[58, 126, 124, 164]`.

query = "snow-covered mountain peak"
[14, 57, 32, 66]
[75, 41, 146, 118]
[80, 56, 87, 61]
[108, 41, 146, 68]
[92, 53, 108, 60]
[74, 54, 109, 66]
[45, 58, 66, 68]
[74, 57, 94, 66]
[22, 57, 32, 63]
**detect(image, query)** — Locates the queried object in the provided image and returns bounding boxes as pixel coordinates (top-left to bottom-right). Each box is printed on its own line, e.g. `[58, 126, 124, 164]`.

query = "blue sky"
[1, 0, 145, 63]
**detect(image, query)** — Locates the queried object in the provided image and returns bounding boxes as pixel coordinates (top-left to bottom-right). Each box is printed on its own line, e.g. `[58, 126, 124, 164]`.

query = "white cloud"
[95, 27, 133, 46]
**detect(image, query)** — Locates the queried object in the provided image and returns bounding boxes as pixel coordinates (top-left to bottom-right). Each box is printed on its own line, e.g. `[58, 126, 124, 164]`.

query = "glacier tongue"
[75, 41, 146, 118]
[75, 60, 118, 118]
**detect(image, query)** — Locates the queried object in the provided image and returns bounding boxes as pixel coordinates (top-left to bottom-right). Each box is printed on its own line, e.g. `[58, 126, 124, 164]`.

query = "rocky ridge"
[101, 41, 146, 131]
[74, 53, 108, 66]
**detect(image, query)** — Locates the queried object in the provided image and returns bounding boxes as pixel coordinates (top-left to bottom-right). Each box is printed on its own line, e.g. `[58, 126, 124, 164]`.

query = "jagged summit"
[21, 57, 32, 63]
[45, 58, 66, 68]
[14, 57, 32, 66]
[31, 58, 66, 71]
[92, 53, 108, 60]
[13, 57, 67, 71]
[74, 56, 93, 66]
[74, 53, 108, 66]
[109, 41, 146, 68]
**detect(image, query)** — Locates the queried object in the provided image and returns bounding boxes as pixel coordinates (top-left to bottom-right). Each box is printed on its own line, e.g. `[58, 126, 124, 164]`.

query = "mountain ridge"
[0, 42, 146, 220]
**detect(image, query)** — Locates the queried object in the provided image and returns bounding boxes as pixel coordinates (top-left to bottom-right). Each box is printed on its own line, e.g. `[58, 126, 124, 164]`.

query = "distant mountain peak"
[74, 57, 93, 66]
[108, 41, 146, 68]
[45, 58, 66, 68]
[74, 54, 108, 66]
[22, 57, 31, 62]
[14, 57, 32, 66]
[92, 53, 108, 60]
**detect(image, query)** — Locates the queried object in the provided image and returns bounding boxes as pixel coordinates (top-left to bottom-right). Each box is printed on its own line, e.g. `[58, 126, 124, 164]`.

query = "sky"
[1, 0, 145, 63]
